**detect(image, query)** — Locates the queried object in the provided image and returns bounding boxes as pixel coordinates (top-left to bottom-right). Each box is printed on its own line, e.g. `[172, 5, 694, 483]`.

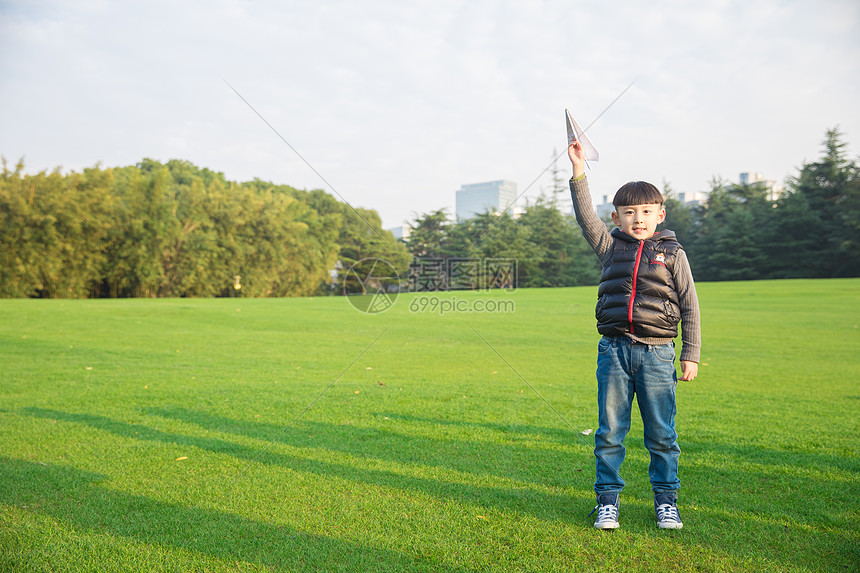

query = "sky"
[1, 0, 859, 229]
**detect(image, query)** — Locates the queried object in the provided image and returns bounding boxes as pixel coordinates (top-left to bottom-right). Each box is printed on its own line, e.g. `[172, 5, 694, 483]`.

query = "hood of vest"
[611, 228, 677, 244]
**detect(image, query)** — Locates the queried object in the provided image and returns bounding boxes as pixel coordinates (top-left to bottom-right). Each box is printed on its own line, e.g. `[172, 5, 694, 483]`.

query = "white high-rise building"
[455, 180, 517, 221]
[386, 225, 411, 241]
[740, 172, 784, 201]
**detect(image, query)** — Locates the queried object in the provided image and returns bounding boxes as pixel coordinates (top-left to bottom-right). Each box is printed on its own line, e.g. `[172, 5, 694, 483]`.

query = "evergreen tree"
[782, 128, 860, 276]
[548, 147, 568, 210]
[659, 181, 695, 247]
[406, 209, 450, 259]
[689, 178, 771, 281]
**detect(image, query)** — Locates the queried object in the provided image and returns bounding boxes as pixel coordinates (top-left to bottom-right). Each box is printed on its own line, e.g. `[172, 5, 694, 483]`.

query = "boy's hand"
[568, 141, 586, 179]
[680, 361, 698, 381]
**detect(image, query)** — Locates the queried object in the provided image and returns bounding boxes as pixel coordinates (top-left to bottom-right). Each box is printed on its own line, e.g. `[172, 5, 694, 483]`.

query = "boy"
[568, 140, 700, 530]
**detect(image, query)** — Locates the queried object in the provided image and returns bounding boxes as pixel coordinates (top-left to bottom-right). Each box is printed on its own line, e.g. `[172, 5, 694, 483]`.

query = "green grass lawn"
[1, 279, 858, 572]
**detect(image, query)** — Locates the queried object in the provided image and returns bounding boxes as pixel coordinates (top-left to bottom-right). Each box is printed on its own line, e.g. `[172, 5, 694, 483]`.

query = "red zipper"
[628, 240, 645, 334]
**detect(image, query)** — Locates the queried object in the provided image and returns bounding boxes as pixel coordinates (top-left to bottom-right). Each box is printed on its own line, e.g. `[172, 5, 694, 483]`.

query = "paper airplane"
[565, 109, 599, 165]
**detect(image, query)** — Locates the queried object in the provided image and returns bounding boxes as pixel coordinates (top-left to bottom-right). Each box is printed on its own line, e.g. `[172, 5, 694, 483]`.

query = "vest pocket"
[662, 299, 680, 324]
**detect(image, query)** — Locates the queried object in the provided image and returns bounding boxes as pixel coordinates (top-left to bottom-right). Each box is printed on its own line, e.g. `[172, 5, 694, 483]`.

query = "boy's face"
[611, 203, 666, 240]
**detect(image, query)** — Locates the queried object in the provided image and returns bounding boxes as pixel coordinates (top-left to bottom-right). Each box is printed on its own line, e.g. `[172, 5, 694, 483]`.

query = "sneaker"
[591, 493, 620, 529]
[654, 492, 683, 529]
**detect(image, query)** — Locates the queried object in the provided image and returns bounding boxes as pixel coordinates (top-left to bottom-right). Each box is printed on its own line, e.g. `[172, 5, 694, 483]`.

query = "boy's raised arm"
[568, 141, 613, 263]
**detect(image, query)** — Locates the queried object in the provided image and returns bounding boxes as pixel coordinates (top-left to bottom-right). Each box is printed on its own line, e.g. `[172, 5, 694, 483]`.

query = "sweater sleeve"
[569, 176, 613, 265]
[673, 249, 701, 363]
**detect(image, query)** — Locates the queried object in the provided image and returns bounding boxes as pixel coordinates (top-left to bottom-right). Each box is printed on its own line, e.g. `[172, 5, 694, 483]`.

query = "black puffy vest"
[596, 228, 682, 338]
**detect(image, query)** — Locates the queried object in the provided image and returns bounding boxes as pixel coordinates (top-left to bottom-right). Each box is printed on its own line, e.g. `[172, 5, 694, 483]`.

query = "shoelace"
[655, 503, 680, 523]
[593, 504, 618, 523]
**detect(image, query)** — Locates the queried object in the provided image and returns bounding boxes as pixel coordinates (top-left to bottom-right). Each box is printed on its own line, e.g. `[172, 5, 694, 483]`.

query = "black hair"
[612, 181, 664, 208]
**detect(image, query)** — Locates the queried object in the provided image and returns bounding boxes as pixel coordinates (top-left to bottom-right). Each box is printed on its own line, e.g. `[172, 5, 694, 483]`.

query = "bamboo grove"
[0, 158, 409, 298]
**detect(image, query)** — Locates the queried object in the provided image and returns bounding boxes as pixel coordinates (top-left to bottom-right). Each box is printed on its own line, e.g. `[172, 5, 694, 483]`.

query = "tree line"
[1, 129, 857, 298]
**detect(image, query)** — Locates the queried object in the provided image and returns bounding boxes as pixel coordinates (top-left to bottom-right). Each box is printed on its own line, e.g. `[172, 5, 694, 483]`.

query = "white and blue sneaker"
[654, 492, 683, 529]
[591, 493, 620, 529]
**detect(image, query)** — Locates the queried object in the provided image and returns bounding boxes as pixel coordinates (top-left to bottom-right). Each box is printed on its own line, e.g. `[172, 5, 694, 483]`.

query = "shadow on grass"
[374, 412, 590, 446]
[148, 406, 592, 486]
[22, 407, 592, 525]
[0, 456, 472, 573]
[17, 407, 860, 570]
[679, 439, 860, 569]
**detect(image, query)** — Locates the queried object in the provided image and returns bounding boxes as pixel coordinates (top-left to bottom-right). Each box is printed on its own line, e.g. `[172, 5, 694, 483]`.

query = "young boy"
[568, 140, 700, 530]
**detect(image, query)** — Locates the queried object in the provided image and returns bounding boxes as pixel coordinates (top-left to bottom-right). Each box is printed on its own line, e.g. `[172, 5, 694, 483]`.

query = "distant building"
[455, 180, 517, 221]
[676, 191, 706, 206]
[387, 225, 411, 241]
[594, 194, 614, 219]
[739, 172, 784, 201]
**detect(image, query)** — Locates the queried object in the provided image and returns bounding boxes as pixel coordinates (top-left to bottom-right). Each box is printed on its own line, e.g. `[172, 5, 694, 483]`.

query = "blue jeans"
[594, 336, 680, 495]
